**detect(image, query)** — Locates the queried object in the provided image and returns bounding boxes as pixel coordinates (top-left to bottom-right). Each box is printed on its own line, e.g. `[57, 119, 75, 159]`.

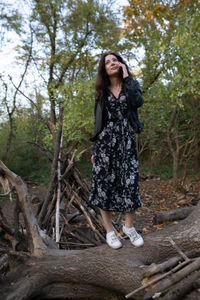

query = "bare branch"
[168, 238, 189, 262]
[0, 188, 14, 197]
[0, 160, 47, 256]
[8, 77, 56, 139]
[27, 142, 53, 162]
[125, 259, 191, 299]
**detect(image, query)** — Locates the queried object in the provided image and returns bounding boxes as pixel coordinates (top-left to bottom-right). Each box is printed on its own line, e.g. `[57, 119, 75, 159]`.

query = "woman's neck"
[109, 76, 122, 89]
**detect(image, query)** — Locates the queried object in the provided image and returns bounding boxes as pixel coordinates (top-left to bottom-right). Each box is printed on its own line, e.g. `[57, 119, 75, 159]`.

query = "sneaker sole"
[106, 241, 123, 249]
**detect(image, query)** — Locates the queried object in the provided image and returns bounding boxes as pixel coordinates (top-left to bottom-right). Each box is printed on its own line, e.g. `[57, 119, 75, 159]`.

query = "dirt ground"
[27, 176, 200, 237]
[136, 176, 200, 234]
[1, 176, 200, 245]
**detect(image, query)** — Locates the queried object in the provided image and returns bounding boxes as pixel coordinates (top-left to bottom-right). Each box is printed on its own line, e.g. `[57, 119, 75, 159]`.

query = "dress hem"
[86, 202, 141, 213]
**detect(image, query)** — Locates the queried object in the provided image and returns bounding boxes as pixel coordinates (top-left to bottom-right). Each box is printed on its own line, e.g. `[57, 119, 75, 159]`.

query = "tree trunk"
[153, 206, 194, 224]
[2, 115, 13, 162]
[167, 104, 180, 187]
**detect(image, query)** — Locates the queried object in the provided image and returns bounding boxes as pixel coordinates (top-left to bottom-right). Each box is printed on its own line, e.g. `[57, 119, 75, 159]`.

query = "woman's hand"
[91, 155, 95, 164]
[118, 62, 129, 78]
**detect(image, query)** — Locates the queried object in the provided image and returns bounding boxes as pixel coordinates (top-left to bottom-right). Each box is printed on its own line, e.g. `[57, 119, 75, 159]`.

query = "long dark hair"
[95, 52, 131, 103]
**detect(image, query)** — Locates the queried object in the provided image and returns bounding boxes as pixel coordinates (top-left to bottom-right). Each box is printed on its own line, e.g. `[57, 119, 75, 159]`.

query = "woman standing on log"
[89, 52, 144, 249]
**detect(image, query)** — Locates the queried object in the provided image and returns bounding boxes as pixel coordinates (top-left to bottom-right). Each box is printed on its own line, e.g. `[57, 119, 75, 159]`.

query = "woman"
[89, 52, 144, 249]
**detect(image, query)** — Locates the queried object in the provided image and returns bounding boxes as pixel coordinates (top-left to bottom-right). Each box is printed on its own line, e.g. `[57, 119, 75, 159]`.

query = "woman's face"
[104, 54, 120, 77]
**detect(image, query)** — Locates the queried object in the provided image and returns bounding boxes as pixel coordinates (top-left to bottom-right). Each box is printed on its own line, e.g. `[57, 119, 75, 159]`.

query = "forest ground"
[26, 175, 200, 237]
[0, 175, 200, 246]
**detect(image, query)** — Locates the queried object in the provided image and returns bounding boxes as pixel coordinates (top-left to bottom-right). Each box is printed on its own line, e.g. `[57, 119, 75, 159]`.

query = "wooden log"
[13, 197, 21, 237]
[63, 179, 105, 238]
[144, 257, 200, 300]
[145, 248, 200, 277]
[161, 269, 200, 300]
[126, 259, 191, 299]
[0, 207, 14, 236]
[153, 206, 194, 224]
[73, 195, 105, 242]
[0, 161, 47, 256]
[55, 112, 63, 243]
[2, 162, 200, 300]
[193, 277, 200, 288]
[43, 191, 57, 227]
[60, 150, 77, 180]
[0, 171, 13, 201]
[168, 237, 189, 261]
[38, 125, 62, 227]
[0, 254, 8, 272]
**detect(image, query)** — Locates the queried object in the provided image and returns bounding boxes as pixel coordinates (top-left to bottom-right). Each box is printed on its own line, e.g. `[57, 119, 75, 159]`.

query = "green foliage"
[0, 1, 22, 37]
[0, 108, 50, 181]
[0, 0, 125, 181]
[123, 0, 200, 179]
[77, 157, 92, 180]
[30, 0, 122, 82]
[61, 75, 95, 144]
[1, 0, 200, 183]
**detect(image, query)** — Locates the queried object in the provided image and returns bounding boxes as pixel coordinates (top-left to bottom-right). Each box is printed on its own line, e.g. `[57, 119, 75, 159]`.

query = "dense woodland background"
[0, 1, 200, 299]
[0, 0, 200, 187]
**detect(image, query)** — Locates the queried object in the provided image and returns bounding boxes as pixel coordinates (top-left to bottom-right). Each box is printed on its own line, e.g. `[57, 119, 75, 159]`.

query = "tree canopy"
[0, 0, 200, 184]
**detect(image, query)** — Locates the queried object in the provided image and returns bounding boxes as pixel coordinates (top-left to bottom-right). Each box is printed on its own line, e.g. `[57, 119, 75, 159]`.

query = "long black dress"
[88, 89, 141, 212]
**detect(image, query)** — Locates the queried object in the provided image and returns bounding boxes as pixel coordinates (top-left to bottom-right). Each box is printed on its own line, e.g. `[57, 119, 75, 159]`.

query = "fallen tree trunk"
[0, 162, 46, 256]
[1, 161, 200, 300]
[153, 206, 195, 224]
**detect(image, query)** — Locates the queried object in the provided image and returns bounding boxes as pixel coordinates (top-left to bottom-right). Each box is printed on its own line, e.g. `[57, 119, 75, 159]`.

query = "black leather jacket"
[89, 75, 144, 143]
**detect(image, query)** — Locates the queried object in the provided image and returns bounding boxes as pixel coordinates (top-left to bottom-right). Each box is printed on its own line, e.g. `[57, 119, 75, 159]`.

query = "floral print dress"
[88, 90, 141, 212]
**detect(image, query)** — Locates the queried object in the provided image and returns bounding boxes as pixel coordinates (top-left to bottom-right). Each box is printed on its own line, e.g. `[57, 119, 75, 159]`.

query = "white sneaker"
[106, 232, 122, 249]
[122, 225, 144, 247]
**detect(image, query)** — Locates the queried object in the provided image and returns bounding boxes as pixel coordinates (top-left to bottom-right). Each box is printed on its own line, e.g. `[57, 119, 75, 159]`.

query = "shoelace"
[129, 230, 140, 240]
[110, 234, 119, 243]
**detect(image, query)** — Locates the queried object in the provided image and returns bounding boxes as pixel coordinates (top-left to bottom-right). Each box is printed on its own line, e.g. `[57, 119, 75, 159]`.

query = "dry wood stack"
[28, 105, 106, 249]
[35, 149, 106, 248]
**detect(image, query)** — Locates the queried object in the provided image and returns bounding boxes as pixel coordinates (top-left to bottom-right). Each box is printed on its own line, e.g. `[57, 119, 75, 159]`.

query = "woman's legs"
[100, 208, 122, 249]
[99, 208, 113, 233]
[99, 208, 143, 248]
[125, 210, 135, 228]
[99, 209, 136, 231]
[123, 210, 144, 247]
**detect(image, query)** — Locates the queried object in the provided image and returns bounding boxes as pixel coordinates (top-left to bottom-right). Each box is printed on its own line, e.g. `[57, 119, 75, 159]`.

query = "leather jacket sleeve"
[90, 98, 97, 155]
[123, 75, 144, 110]
[89, 97, 104, 143]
